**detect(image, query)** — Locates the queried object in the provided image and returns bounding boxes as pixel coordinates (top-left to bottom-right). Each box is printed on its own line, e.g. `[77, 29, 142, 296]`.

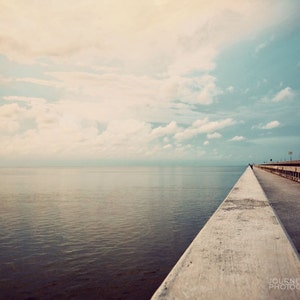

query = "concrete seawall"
[152, 167, 300, 300]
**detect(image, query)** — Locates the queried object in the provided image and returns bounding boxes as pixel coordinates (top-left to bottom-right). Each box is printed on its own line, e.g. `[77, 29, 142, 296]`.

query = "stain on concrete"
[222, 199, 268, 211]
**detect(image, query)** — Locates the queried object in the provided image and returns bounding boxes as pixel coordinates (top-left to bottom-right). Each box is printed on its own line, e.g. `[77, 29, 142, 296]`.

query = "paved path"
[253, 166, 300, 254]
[152, 167, 300, 300]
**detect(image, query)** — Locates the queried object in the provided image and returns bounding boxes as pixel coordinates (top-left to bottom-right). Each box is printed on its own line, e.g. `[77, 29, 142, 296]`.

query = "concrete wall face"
[152, 167, 300, 300]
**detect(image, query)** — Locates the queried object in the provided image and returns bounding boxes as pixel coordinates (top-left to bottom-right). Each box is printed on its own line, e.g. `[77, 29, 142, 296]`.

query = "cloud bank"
[0, 0, 298, 164]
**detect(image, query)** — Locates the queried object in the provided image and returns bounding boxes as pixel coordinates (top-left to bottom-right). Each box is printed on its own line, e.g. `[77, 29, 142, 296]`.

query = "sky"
[0, 0, 299, 166]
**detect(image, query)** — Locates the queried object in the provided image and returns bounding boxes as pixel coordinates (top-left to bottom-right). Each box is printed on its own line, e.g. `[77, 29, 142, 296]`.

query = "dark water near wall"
[0, 166, 244, 299]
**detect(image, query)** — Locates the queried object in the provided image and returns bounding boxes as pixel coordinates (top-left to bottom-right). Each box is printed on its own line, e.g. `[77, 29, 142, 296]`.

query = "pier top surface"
[253, 166, 300, 253]
[152, 167, 300, 300]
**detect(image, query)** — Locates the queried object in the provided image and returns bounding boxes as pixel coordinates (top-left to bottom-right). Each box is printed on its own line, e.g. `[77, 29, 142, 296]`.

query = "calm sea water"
[0, 166, 244, 300]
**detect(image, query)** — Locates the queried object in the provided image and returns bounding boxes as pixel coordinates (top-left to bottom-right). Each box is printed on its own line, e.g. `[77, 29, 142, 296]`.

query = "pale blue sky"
[0, 0, 299, 166]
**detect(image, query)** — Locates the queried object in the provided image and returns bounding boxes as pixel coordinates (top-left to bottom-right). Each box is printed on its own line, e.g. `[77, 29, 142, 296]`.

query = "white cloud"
[32, 70, 222, 127]
[3, 96, 59, 131]
[203, 141, 209, 146]
[0, 0, 293, 69]
[0, 94, 202, 159]
[272, 87, 294, 102]
[163, 144, 172, 149]
[207, 132, 222, 139]
[44, 71, 168, 123]
[195, 76, 223, 105]
[255, 42, 267, 53]
[174, 127, 198, 141]
[0, 103, 24, 133]
[16, 77, 61, 87]
[255, 34, 274, 53]
[47, 71, 160, 103]
[97, 119, 153, 155]
[0, 75, 13, 85]
[195, 118, 235, 134]
[261, 120, 280, 129]
[4, 95, 47, 105]
[174, 117, 234, 141]
[167, 47, 217, 76]
[0, 104, 155, 158]
[151, 121, 179, 138]
[226, 86, 234, 93]
[161, 75, 222, 105]
[230, 136, 245, 141]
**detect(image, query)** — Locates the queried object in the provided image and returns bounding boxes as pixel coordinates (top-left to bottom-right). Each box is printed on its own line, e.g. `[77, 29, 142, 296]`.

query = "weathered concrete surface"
[152, 167, 300, 300]
[253, 166, 300, 254]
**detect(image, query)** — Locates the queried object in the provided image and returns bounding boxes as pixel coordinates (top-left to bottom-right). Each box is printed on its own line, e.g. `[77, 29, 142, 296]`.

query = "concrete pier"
[152, 167, 300, 300]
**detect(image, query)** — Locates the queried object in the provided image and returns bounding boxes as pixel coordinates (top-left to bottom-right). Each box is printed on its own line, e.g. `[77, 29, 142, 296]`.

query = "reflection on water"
[0, 166, 244, 299]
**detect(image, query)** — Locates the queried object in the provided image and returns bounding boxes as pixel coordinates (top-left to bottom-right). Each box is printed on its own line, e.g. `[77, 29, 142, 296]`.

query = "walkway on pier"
[253, 166, 300, 254]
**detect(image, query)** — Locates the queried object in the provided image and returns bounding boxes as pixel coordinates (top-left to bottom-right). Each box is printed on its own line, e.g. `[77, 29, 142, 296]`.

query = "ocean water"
[0, 166, 244, 299]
